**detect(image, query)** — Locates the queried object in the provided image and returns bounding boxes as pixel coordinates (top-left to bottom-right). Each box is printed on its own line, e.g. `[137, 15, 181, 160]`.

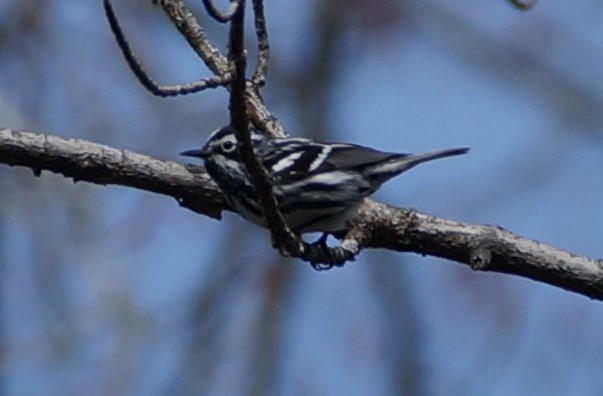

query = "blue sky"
[1, 1, 603, 395]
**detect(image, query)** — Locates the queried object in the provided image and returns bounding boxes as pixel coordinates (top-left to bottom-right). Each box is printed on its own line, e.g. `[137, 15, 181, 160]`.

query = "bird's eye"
[221, 140, 236, 152]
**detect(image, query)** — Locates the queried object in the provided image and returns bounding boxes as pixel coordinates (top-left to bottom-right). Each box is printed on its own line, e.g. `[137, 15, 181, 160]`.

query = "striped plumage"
[181, 126, 468, 234]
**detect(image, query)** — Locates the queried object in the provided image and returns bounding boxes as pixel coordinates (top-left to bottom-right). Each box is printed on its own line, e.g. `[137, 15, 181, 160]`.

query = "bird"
[181, 126, 468, 237]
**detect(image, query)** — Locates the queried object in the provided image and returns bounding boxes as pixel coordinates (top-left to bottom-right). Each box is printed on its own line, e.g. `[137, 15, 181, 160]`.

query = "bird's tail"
[403, 147, 469, 169]
[367, 147, 469, 187]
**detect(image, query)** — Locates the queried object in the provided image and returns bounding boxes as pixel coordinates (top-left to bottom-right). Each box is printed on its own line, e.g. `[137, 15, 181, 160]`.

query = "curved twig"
[103, 0, 230, 96]
[201, 0, 242, 23]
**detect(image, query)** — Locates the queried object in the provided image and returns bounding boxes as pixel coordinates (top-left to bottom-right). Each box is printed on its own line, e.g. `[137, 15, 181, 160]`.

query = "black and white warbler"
[181, 126, 468, 235]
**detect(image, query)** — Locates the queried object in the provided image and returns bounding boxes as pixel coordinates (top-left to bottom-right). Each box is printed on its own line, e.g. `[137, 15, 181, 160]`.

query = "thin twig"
[201, 0, 242, 23]
[103, 0, 230, 97]
[225, 0, 358, 267]
[225, 0, 301, 255]
[251, 0, 270, 88]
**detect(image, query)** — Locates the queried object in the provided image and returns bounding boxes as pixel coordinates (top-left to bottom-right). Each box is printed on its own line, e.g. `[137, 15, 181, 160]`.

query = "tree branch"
[1, 128, 602, 300]
[0, 128, 225, 219]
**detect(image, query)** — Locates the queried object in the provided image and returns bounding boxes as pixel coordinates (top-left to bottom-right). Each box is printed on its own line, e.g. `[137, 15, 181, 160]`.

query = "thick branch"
[1, 129, 602, 300]
[353, 200, 603, 300]
[0, 128, 226, 219]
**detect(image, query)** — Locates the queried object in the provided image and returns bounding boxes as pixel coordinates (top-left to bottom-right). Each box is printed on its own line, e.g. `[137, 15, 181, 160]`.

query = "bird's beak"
[179, 148, 207, 159]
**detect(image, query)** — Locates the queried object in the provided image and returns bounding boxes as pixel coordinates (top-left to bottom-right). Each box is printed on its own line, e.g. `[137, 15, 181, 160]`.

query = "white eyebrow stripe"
[308, 145, 332, 171]
[272, 151, 304, 172]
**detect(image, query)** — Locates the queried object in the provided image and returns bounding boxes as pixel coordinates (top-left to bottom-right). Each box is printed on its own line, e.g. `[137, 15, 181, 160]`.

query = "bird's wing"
[324, 144, 406, 170]
[260, 139, 405, 180]
[260, 138, 331, 179]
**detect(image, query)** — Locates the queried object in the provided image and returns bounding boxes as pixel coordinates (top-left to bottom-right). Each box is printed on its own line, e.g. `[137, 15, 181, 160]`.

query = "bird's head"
[180, 126, 265, 161]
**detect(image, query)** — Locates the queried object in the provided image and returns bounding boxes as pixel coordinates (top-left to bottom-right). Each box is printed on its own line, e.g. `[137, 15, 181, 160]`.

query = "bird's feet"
[310, 233, 330, 249]
[309, 233, 336, 271]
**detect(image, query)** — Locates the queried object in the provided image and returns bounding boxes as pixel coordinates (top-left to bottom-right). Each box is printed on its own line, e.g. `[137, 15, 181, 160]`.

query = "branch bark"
[0, 128, 225, 219]
[1, 128, 602, 300]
